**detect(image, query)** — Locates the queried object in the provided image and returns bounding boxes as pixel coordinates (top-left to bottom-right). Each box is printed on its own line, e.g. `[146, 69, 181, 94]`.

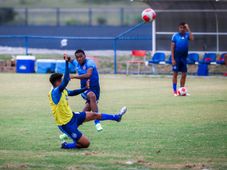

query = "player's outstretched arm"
[171, 42, 176, 65]
[71, 68, 93, 80]
[67, 80, 90, 96]
[58, 54, 71, 92]
[67, 88, 87, 96]
[185, 24, 194, 41]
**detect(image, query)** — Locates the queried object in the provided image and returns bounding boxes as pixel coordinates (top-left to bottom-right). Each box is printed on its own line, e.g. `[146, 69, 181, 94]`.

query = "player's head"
[178, 22, 186, 34]
[49, 73, 63, 87]
[75, 49, 86, 65]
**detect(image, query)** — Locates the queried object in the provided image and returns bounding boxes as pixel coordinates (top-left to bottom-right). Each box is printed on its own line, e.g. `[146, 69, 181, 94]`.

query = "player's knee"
[88, 92, 96, 101]
[182, 73, 187, 78]
[82, 140, 90, 148]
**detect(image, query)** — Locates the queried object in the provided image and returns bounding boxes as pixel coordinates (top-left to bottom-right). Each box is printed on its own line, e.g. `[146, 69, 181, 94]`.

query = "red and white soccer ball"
[141, 8, 156, 22]
[177, 87, 187, 96]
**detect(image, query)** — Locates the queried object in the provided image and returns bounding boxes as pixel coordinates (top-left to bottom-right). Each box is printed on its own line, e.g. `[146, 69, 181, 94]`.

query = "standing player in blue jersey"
[48, 54, 127, 149]
[171, 22, 194, 96]
[70, 49, 103, 131]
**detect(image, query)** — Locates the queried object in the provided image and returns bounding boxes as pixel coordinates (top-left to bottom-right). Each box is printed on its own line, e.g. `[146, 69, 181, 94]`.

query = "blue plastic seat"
[149, 52, 166, 64]
[200, 53, 217, 64]
[217, 53, 226, 64]
[187, 53, 199, 64]
[166, 55, 172, 64]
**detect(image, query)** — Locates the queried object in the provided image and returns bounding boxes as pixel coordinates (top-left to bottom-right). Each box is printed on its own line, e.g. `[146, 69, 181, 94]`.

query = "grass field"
[0, 74, 227, 170]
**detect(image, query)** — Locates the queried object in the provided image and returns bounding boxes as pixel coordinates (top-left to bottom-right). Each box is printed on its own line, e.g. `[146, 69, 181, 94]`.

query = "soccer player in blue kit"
[171, 22, 194, 96]
[70, 49, 103, 131]
[48, 54, 127, 149]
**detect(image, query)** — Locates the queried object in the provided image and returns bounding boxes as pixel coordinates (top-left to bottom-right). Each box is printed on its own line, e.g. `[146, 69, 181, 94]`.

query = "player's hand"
[70, 75, 74, 79]
[63, 54, 71, 62]
[172, 59, 176, 65]
[86, 79, 90, 89]
[184, 24, 190, 31]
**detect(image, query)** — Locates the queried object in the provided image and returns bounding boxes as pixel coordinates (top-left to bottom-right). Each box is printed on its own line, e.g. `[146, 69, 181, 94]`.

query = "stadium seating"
[200, 53, 217, 64]
[216, 53, 227, 64]
[126, 50, 147, 74]
[36, 59, 56, 73]
[149, 52, 166, 64]
[187, 53, 199, 64]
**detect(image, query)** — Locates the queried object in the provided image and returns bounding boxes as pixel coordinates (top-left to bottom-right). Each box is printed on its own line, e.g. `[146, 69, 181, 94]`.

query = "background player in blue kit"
[70, 49, 103, 131]
[171, 22, 194, 96]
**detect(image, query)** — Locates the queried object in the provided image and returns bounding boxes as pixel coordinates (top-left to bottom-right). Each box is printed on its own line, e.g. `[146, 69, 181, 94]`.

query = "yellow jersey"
[48, 89, 73, 125]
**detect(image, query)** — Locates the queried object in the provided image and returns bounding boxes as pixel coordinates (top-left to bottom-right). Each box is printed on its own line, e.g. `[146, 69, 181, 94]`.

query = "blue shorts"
[58, 112, 86, 142]
[172, 57, 187, 73]
[81, 88, 100, 102]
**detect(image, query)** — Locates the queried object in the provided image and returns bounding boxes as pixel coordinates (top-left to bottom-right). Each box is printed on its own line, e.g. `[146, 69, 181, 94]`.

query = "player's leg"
[82, 102, 91, 112]
[86, 91, 103, 131]
[172, 64, 178, 96]
[180, 72, 187, 87]
[180, 58, 187, 87]
[60, 119, 88, 149]
[77, 135, 90, 148]
[84, 106, 127, 122]
[172, 58, 180, 96]
[172, 72, 178, 94]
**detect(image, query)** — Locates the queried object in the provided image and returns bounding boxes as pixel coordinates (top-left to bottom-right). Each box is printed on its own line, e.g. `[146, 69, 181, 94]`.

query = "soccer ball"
[141, 8, 156, 22]
[177, 87, 187, 96]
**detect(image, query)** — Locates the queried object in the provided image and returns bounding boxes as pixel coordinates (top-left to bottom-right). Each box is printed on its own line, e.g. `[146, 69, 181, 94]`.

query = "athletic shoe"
[117, 106, 127, 122]
[61, 142, 67, 149]
[95, 123, 103, 132]
[173, 92, 179, 97]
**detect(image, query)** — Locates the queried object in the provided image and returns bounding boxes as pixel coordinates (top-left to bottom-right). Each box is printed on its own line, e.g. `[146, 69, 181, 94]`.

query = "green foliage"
[97, 17, 107, 25]
[0, 8, 16, 25]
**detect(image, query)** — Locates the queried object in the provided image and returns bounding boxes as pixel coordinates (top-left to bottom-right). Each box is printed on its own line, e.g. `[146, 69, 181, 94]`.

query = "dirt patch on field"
[116, 159, 210, 169]
[1, 163, 28, 169]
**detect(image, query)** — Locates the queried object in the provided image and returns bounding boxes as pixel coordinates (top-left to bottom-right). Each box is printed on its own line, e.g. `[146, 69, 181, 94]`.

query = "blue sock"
[62, 142, 77, 149]
[100, 113, 119, 121]
[94, 119, 100, 125]
[93, 109, 101, 125]
[173, 83, 177, 93]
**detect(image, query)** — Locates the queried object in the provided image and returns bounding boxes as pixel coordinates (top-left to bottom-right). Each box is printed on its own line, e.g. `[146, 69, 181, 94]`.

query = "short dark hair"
[49, 73, 63, 86]
[75, 49, 85, 56]
[179, 22, 186, 26]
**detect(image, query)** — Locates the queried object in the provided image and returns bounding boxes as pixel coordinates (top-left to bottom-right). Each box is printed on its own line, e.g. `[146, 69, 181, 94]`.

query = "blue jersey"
[73, 59, 100, 90]
[172, 32, 190, 58]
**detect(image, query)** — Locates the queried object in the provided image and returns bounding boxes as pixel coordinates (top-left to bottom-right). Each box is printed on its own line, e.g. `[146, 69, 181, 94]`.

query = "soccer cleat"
[173, 92, 179, 97]
[61, 142, 67, 149]
[95, 123, 103, 132]
[59, 133, 68, 142]
[117, 106, 127, 122]
[186, 93, 191, 96]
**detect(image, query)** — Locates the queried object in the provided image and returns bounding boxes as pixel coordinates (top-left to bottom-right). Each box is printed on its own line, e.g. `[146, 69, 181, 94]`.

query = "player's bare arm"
[67, 79, 90, 96]
[185, 23, 194, 41]
[171, 42, 176, 65]
[70, 68, 93, 79]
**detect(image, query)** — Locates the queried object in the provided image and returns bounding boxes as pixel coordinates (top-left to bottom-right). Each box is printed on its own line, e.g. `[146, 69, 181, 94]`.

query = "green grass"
[0, 74, 227, 170]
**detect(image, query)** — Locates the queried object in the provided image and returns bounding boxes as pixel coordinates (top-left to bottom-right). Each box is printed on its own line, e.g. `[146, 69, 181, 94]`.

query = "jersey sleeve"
[51, 87, 62, 104]
[72, 59, 78, 67]
[86, 59, 96, 69]
[171, 33, 177, 43]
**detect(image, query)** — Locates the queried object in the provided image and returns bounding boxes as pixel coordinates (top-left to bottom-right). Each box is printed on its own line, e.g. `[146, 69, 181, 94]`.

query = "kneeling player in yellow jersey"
[48, 54, 127, 149]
